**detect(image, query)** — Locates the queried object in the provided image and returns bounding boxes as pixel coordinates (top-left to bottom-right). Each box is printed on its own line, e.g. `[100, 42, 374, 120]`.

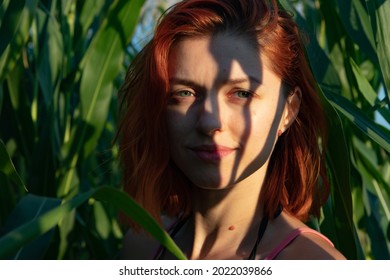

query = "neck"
[188, 170, 266, 259]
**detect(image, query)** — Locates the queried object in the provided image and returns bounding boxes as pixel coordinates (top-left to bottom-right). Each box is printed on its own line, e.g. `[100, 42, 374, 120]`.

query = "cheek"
[231, 107, 280, 155]
[165, 109, 191, 145]
[166, 111, 180, 141]
[227, 107, 275, 142]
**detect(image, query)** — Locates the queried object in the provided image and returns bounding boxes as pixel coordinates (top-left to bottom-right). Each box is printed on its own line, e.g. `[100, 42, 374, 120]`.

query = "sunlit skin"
[164, 34, 300, 259]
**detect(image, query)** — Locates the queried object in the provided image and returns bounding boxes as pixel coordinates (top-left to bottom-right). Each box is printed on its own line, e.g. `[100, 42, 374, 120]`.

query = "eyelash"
[232, 90, 254, 99]
[173, 90, 196, 98]
[168, 88, 256, 103]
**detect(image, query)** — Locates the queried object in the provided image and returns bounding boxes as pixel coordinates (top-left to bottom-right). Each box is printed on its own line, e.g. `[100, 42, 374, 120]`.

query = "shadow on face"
[165, 32, 288, 198]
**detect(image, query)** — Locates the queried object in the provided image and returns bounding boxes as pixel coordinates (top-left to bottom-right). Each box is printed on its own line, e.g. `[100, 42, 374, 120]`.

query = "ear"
[279, 87, 301, 134]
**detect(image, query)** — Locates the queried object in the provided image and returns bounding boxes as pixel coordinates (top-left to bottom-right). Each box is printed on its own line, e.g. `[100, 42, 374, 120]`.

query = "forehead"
[169, 34, 266, 79]
[168, 34, 279, 89]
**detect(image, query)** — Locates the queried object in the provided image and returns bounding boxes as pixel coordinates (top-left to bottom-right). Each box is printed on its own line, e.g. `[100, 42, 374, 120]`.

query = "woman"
[118, 0, 345, 260]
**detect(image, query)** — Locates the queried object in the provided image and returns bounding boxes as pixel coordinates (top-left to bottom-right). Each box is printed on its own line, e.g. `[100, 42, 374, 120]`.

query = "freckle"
[228, 225, 235, 231]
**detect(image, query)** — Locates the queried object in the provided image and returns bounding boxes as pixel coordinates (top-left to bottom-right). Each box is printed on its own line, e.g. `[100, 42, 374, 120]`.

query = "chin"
[191, 180, 236, 191]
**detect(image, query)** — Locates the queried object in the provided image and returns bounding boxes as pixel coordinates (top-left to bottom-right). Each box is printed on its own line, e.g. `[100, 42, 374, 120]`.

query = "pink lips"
[190, 145, 235, 161]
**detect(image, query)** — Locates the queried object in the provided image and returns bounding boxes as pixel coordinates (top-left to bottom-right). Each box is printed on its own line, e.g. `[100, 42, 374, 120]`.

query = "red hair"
[117, 0, 329, 230]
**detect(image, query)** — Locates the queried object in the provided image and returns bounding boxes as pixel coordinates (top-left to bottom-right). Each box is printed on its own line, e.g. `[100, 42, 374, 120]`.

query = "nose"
[196, 94, 223, 136]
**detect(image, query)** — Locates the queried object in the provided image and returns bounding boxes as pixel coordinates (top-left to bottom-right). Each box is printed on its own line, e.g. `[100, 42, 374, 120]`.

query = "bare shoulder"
[120, 216, 177, 260]
[266, 212, 346, 260]
[276, 229, 346, 260]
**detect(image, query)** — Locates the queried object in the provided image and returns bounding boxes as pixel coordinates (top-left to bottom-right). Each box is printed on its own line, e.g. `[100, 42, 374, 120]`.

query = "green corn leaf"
[78, 0, 144, 155]
[0, 140, 27, 193]
[335, 0, 377, 63]
[0, 0, 11, 25]
[73, 0, 106, 51]
[5, 61, 36, 161]
[58, 0, 145, 197]
[350, 58, 390, 124]
[321, 102, 359, 259]
[324, 89, 390, 153]
[0, 187, 186, 260]
[93, 201, 111, 239]
[0, 194, 61, 259]
[92, 188, 188, 260]
[0, 0, 38, 81]
[35, 5, 63, 107]
[353, 138, 390, 214]
[0, 189, 92, 259]
[357, 154, 390, 259]
[57, 208, 76, 259]
[0, 173, 17, 227]
[0, 84, 3, 117]
[366, 0, 390, 99]
[350, 58, 379, 106]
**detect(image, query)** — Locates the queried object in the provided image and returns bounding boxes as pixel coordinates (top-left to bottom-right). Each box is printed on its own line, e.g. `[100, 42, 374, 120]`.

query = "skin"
[166, 34, 288, 191]
[122, 33, 346, 260]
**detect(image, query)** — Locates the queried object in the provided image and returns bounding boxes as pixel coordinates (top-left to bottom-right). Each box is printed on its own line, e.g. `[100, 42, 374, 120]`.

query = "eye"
[235, 90, 253, 98]
[226, 89, 257, 105]
[230, 90, 255, 99]
[174, 90, 195, 98]
[168, 89, 197, 105]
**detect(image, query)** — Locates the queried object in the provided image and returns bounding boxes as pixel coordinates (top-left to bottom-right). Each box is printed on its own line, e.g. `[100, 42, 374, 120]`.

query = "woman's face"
[165, 33, 298, 190]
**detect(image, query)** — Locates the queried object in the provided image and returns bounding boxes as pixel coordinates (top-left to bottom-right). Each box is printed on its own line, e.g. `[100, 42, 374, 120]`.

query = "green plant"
[0, 0, 389, 260]
[280, 0, 390, 259]
[0, 0, 185, 260]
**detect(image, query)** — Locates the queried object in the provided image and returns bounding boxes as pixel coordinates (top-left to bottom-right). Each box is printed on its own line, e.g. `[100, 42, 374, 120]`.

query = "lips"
[189, 145, 236, 161]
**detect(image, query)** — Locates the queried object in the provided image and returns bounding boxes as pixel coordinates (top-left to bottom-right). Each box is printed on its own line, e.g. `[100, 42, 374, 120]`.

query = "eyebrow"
[222, 76, 262, 86]
[169, 78, 200, 88]
[169, 76, 262, 87]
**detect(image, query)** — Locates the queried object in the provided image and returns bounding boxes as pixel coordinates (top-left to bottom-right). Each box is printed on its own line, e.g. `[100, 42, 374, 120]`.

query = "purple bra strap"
[264, 227, 334, 260]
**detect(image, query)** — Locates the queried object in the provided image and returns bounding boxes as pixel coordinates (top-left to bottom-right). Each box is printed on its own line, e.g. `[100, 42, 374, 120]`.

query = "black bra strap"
[247, 215, 268, 260]
[247, 205, 283, 260]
